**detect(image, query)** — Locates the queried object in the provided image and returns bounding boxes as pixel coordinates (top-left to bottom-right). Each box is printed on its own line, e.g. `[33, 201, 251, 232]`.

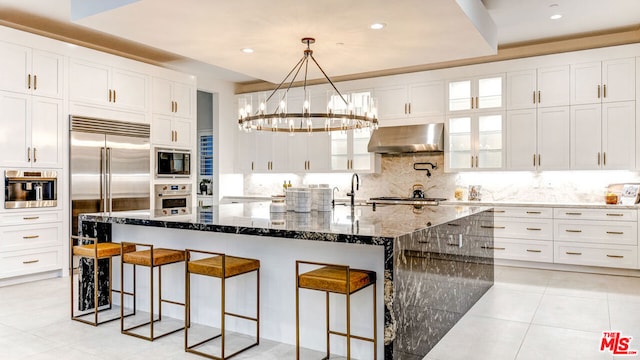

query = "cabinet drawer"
[0, 223, 62, 251]
[554, 242, 638, 269]
[553, 208, 636, 221]
[554, 220, 637, 245]
[1, 211, 62, 226]
[492, 239, 553, 263]
[491, 218, 553, 240]
[0, 246, 63, 278]
[488, 207, 553, 218]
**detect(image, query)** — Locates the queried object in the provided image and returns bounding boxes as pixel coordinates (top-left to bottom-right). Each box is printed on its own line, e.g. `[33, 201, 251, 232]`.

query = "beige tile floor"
[1, 265, 639, 359]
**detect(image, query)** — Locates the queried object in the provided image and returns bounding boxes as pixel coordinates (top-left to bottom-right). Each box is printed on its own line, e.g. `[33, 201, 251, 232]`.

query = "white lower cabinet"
[552, 207, 639, 269]
[0, 211, 63, 279]
[489, 206, 554, 263]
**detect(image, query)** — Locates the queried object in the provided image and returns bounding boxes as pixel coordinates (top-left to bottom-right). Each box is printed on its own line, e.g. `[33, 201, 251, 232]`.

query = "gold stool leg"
[326, 291, 330, 359]
[295, 261, 300, 360]
[221, 268, 226, 359]
[373, 282, 377, 360]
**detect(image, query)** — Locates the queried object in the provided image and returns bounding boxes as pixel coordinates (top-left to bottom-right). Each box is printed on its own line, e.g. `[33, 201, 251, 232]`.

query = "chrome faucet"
[347, 173, 360, 207]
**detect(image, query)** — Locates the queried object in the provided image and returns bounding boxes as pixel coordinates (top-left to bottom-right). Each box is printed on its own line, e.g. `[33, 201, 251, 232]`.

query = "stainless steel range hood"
[367, 123, 444, 153]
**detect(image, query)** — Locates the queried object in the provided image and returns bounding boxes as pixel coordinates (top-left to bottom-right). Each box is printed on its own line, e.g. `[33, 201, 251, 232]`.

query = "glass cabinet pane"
[448, 116, 472, 169]
[477, 76, 503, 109]
[477, 114, 503, 168]
[352, 130, 372, 171]
[448, 80, 471, 111]
[331, 131, 349, 170]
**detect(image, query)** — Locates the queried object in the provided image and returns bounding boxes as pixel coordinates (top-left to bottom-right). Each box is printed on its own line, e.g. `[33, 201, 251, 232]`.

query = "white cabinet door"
[446, 115, 473, 171]
[31, 50, 64, 99]
[477, 113, 504, 169]
[0, 92, 30, 167]
[506, 70, 536, 110]
[0, 42, 30, 95]
[306, 133, 331, 172]
[448, 74, 504, 112]
[571, 62, 601, 105]
[408, 81, 445, 117]
[288, 133, 308, 172]
[506, 109, 536, 170]
[69, 59, 110, 106]
[31, 97, 62, 168]
[152, 77, 174, 115]
[537, 106, 570, 170]
[602, 101, 635, 169]
[172, 82, 194, 119]
[253, 133, 272, 172]
[570, 104, 602, 169]
[111, 68, 148, 112]
[236, 131, 256, 173]
[330, 131, 350, 171]
[151, 114, 174, 146]
[602, 58, 636, 103]
[375, 84, 407, 122]
[172, 118, 193, 148]
[537, 65, 570, 108]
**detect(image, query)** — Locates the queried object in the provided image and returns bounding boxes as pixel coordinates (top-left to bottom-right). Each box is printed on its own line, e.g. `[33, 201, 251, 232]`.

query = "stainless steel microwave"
[156, 148, 191, 178]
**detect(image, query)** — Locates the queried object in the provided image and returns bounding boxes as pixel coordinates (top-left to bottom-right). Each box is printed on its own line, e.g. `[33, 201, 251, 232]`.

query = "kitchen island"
[78, 202, 494, 359]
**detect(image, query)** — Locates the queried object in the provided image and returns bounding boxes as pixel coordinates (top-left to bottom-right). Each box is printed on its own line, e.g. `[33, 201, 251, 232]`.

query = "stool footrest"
[161, 299, 185, 307]
[328, 330, 375, 343]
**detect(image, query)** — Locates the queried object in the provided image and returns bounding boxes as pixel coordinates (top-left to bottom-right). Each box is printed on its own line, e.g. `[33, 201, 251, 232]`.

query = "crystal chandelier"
[238, 38, 378, 133]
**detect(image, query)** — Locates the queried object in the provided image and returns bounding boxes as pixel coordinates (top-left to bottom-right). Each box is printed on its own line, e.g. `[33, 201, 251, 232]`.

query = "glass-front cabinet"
[446, 112, 505, 171]
[447, 74, 504, 113]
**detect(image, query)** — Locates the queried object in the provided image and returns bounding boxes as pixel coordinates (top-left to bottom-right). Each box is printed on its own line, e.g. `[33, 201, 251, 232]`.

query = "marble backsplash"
[243, 154, 640, 204]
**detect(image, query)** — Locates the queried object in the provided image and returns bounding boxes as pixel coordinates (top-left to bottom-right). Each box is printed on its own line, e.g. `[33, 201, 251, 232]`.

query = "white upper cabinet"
[506, 107, 570, 170]
[152, 77, 194, 119]
[0, 42, 63, 99]
[571, 101, 635, 170]
[375, 80, 445, 125]
[151, 114, 192, 149]
[447, 74, 505, 113]
[571, 58, 635, 105]
[506, 66, 570, 110]
[69, 58, 149, 112]
[0, 91, 62, 168]
[446, 111, 505, 171]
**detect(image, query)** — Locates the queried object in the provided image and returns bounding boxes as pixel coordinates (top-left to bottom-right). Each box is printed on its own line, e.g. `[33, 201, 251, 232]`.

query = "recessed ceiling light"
[370, 23, 386, 30]
[550, 14, 562, 20]
[241, 48, 254, 54]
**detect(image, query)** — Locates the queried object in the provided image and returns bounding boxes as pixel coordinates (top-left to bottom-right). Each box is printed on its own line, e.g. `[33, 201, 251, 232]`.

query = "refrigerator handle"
[100, 147, 106, 212]
[106, 147, 112, 213]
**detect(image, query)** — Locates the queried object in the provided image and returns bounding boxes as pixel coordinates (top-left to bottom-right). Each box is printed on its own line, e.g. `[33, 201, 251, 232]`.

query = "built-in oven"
[154, 183, 191, 216]
[156, 148, 191, 178]
[5, 170, 58, 209]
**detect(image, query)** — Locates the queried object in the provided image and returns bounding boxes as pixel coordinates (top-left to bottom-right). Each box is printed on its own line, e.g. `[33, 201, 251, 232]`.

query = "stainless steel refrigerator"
[70, 116, 150, 310]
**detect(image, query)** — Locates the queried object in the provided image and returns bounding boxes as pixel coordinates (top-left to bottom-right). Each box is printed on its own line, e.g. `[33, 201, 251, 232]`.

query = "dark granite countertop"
[79, 202, 491, 241]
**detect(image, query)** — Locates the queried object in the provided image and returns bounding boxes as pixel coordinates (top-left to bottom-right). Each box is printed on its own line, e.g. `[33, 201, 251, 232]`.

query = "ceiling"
[0, 0, 639, 84]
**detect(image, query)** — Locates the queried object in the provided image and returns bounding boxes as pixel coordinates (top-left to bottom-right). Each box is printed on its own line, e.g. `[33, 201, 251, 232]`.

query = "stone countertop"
[441, 200, 639, 210]
[79, 202, 490, 241]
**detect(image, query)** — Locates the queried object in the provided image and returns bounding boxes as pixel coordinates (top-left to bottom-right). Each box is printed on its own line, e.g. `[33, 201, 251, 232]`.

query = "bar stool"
[296, 261, 377, 360]
[70, 235, 136, 326]
[185, 249, 260, 359]
[120, 242, 185, 341]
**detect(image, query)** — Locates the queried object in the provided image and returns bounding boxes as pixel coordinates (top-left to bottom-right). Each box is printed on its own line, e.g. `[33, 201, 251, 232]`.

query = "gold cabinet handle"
[526, 249, 542, 253]
[33, 147, 37, 163]
[471, 155, 474, 168]
[251, 161, 254, 171]
[606, 213, 624, 217]
[174, 130, 177, 142]
[22, 259, 39, 264]
[526, 211, 541, 214]
[481, 225, 506, 229]
[447, 223, 460, 227]
[27, 146, 31, 162]
[606, 254, 623, 258]
[23, 216, 40, 220]
[606, 231, 624, 235]
[22, 235, 40, 239]
[481, 245, 505, 250]
[533, 154, 536, 166]
[597, 84, 601, 98]
[113, 89, 116, 103]
[109, 89, 112, 102]
[566, 251, 582, 255]
[487, 209, 506, 213]
[532, 91, 536, 104]
[475, 156, 479, 168]
[538, 154, 541, 166]
[34, 74, 37, 90]
[565, 229, 582, 233]
[470, 97, 474, 109]
[603, 84, 607, 98]
[27, 74, 31, 89]
[175, 101, 178, 113]
[603, 152, 606, 166]
[565, 212, 582, 216]
[408, 102, 411, 114]
[537, 90, 541, 103]
[526, 228, 542, 231]
[597, 152, 601, 166]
